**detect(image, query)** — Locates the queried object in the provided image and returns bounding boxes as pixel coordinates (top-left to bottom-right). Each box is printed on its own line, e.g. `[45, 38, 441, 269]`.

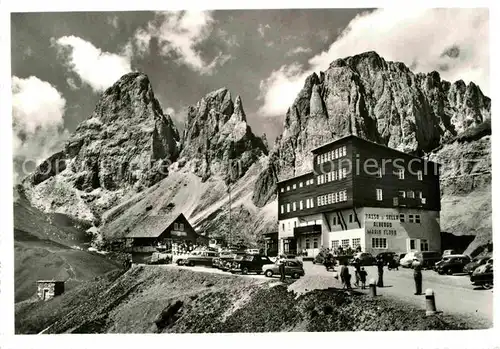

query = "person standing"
[277, 255, 286, 282]
[359, 267, 368, 289]
[376, 257, 384, 287]
[340, 261, 350, 289]
[412, 258, 423, 295]
[353, 259, 361, 288]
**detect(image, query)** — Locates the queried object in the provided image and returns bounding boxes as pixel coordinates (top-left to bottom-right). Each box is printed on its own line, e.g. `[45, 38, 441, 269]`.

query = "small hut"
[37, 280, 65, 301]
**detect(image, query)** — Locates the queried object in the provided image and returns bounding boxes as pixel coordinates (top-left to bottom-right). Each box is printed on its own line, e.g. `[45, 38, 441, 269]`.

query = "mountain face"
[21, 74, 266, 227]
[22, 73, 180, 223]
[179, 88, 268, 184]
[253, 51, 491, 207]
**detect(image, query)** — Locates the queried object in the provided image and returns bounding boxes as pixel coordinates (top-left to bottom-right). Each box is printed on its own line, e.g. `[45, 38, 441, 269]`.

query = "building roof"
[310, 134, 440, 166]
[126, 213, 184, 238]
[277, 171, 314, 185]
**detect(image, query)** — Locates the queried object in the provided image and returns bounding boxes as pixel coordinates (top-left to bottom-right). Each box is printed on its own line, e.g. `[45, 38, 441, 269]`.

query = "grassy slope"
[102, 157, 277, 245]
[15, 266, 481, 334]
[13, 188, 121, 302]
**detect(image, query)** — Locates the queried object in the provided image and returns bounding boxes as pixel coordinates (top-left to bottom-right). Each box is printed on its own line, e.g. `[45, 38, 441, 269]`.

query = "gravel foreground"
[15, 265, 490, 334]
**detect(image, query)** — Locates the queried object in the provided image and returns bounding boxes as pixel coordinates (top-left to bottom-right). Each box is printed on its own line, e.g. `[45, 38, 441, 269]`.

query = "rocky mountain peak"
[252, 50, 491, 207]
[180, 88, 266, 183]
[23, 72, 181, 223]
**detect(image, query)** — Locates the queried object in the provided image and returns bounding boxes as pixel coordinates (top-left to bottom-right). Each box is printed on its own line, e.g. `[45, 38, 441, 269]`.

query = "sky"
[10, 8, 490, 182]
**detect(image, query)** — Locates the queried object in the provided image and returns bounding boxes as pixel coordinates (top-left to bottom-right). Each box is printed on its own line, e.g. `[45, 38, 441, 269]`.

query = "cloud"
[217, 28, 240, 48]
[66, 77, 79, 90]
[125, 11, 230, 75]
[12, 76, 70, 183]
[258, 8, 489, 117]
[258, 23, 271, 37]
[53, 35, 132, 92]
[286, 46, 312, 57]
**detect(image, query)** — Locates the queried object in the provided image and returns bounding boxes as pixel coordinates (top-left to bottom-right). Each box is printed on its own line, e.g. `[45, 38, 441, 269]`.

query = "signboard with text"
[364, 213, 398, 236]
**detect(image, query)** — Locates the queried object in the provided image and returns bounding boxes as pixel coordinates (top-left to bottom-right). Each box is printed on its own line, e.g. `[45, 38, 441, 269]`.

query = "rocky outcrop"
[254, 51, 491, 207]
[179, 88, 267, 184]
[22, 73, 180, 222]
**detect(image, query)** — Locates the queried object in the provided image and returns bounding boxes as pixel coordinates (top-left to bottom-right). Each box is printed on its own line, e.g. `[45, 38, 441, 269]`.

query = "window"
[415, 214, 421, 224]
[349, 214, 353, 223]
[294, 221, 297, 228]
[316, 156, 320, 164]
[317, 197, 321, 206]
[179, 223, 184, 231]
[420, 239, 429, 251]
[398, 190, 406, 198]
[305, 239, 310, 249]
[416, 191, 423, 199]
[341, 239, 350, 248]
[376, 188, 383, 201]
[293, 184, 296, 190]
[299, 182, 303, 188]
[342, 167, 347, 178]
[299, 201, 303, 210]
[282, 223, 284, 231]
[399, 213, 405, 222]
[327, 152, 332, 161]
[410, 239, 416, 250]
[417, 170, 423, 181]
[293, 202, 297, 211]
[352, 238, 361, 248]
[398, 168, 405, 180]
[407, 191, 415, 199]
[333, 216, 337, 225]
[338, 168, 342, 180]
[280, 188, 284, 193]
[310, 199, 314, 208]
[313, 238, 318, 248]
[343, 146, 347, 156]
[327, 172, 331, 182]
[174, 223, 179, 230]
[408, 214, 414, 223]
[331, 240, 340, 249]
[372, 237, 387, 249]
[286, 186, 290, 191]
[334, 192, 338, 203]
[286, 203, 290, 212]
[306, 199, 310, 209]
[280, 205, 284, 214]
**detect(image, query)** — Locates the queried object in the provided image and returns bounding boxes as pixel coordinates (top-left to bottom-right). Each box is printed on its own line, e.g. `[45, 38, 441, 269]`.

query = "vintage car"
[470, 258, 493, 290]
[261, 260, 305, 279]
[184, 250, 219, 267]
[229, 254, 273, 274]
[464, 255, 491, 275]
[350, 252, 376, 266]
[375, 252, 397, 265]
[434, 254, 471, 275]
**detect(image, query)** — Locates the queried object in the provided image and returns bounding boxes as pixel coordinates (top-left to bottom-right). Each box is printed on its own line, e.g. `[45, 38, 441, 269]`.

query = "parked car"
[464, 255, 491, 275]
[246, 249, 260, 255]
[350, 252, 376, 266]
[185, 250, 219, 266]
[375, 252, 396, 265]
[399, 252, 418, 268]
[262, 260, 305, 279]
[230, 254, 273, 274]
[418, 251, 442, 269]
[173, 252, 191, 266]
[395, 253, 406, 265]
[435, 254, 471, 275]
[442, 249, 458, 258]
[470, 258, 493, 289]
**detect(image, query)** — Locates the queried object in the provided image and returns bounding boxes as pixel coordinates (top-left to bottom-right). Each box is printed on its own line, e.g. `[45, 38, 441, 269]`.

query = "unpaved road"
[161, 261, 493, 325]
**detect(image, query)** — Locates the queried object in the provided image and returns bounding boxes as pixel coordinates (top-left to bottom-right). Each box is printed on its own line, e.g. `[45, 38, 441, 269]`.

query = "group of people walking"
[339, 256, 423, 295]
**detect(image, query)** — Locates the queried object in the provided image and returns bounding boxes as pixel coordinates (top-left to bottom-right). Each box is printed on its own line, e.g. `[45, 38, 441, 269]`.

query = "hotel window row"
[317, 190, 348, 207]
[331, 238, 361, 250]
[317, 167, 347, 185]
[399, 213, 421, 223]
[280, 198, 315, 213]
[376, 189, 424, 201]
[372, 237, 388, 249]
[392, 169, 424, 181]
[280, 178, 315, 193]
[316, 146, 347, 164]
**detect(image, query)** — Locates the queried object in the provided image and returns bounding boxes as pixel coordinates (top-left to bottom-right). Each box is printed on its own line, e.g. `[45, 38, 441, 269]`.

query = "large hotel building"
[277, 135, 441, 257]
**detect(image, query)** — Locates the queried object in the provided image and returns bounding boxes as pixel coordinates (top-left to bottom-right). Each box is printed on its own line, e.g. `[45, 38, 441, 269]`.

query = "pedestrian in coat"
[376, 258, 384, 287]
[340, 261, 350, 289]
[353, 259, 361, 287]
[412, 258, 423, 295]
[277, 256, 286, 282]
[359, 267, 368, 289]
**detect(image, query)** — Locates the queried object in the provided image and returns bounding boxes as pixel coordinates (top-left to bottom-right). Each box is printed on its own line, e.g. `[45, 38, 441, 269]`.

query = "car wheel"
[188, 260, 194, 267]
[292, 272, 300, 279]
[446, 268, 453, 275]
[265, 270, 273, 277]
[482, 282, 493, 290]
[242, 267, 249, 275]
[177, 259, 184, 266]
[312, 261, 316, 264]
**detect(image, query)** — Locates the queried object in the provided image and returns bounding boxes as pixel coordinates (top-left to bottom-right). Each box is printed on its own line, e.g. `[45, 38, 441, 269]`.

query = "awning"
[294, 224, 322, 238]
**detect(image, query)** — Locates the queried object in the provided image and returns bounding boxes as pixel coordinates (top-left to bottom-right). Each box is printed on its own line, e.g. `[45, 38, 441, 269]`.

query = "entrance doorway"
[43, 289, 49, 300]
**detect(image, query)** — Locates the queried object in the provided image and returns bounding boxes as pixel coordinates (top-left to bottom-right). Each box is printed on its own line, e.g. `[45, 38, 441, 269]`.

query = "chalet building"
[277, 135, 441, 257]
[37, 280, 65, 301]
[126, 213, 208, 251]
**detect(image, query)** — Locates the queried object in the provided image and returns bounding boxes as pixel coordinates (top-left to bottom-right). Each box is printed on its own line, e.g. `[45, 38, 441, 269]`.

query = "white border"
[1, 1, 499, 349]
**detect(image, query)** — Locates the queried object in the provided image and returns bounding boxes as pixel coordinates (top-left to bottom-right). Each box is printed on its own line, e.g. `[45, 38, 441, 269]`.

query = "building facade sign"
[365, 212, 398, 237]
